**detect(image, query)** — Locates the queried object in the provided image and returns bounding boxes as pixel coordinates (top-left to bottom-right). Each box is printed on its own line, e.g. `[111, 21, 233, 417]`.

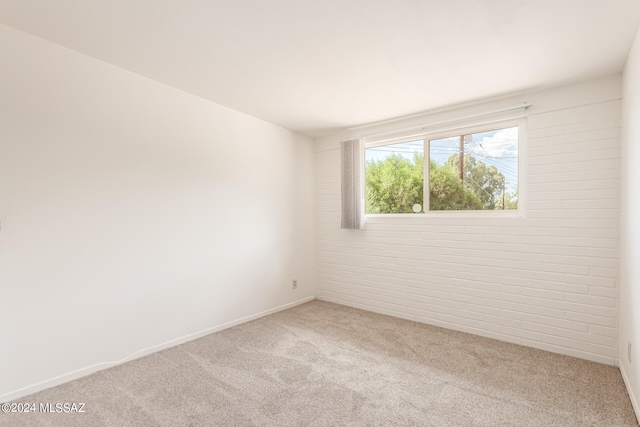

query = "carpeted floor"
[2, 300, 638, 426]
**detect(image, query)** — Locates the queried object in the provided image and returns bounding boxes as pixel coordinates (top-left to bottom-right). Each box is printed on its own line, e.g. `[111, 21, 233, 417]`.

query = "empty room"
[1, 0, 640, 425]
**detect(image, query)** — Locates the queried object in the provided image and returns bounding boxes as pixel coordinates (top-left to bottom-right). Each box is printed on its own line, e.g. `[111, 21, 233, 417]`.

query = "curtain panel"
[340, 138, 364, 229]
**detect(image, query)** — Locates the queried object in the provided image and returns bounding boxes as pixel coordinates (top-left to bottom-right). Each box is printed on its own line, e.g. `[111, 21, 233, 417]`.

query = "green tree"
[429, 160, 483, 210]
[365, 153, 513, 213]
[366, 153, 423, 213]
[496, 187, 518, 210]
[446, 154, 506, 209]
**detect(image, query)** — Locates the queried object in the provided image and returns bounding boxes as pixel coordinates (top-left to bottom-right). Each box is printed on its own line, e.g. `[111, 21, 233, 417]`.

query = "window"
[365, 121, 522, 214]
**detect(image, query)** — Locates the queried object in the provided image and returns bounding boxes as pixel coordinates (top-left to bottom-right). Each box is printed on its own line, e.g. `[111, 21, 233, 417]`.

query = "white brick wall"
[315, 77, 622, 365]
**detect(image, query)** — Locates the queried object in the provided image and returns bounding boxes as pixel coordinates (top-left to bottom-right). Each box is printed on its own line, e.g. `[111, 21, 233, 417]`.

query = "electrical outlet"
[628, 342, 632, 363]
[292, 279, 298, 290]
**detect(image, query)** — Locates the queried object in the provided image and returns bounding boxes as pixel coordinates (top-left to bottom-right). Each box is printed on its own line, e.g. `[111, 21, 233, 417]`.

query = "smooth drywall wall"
[0, 25, 315, 401]
[316, 75, 622, 365]
[620, 25, 640, 418]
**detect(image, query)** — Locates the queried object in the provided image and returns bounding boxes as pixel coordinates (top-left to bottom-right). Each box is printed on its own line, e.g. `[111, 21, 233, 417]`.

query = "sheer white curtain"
[340, 138, 364, 229]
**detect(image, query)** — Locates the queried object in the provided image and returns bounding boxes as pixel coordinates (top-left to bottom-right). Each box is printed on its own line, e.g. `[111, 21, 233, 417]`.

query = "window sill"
[364, 209, 525, 224]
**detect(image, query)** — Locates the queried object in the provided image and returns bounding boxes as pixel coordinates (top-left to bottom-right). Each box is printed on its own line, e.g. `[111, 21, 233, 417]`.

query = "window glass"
[365, 140, 424, 214]
[429, 127, 518, 211]
[364, 123, 520, 214]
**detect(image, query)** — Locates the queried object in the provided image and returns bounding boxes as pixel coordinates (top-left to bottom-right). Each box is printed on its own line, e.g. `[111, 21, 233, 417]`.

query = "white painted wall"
[316, 76, 622, 365]
[620, 25, 640, 418]
[0, 25, 315, 401]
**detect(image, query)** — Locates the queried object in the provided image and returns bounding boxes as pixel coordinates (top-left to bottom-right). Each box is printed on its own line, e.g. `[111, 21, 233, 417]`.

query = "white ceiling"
[1, 0, 639, 137]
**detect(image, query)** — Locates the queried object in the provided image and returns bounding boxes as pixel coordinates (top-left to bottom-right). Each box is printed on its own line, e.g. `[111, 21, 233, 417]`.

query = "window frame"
[363, 118, 526, 217]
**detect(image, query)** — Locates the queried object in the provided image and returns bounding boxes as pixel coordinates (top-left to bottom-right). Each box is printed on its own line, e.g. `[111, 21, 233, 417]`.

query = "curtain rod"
[341, 102, 532, 142]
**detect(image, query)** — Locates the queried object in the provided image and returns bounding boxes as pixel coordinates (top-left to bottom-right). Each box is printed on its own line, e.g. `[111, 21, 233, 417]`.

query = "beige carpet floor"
[2, 300, 638, 426]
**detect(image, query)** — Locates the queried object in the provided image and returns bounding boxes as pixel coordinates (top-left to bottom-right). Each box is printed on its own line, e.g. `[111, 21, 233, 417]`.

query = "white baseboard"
[618, 363, 640, 423]
[1, 296, 315, 403]
[619, 363, 640, 424]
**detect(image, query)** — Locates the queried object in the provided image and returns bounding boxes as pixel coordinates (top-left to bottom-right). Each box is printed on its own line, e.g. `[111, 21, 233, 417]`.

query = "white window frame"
[364, 118, 527, 218]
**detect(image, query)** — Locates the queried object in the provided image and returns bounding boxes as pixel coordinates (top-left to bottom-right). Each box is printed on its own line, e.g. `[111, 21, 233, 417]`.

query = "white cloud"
[472, 127, 518, 158]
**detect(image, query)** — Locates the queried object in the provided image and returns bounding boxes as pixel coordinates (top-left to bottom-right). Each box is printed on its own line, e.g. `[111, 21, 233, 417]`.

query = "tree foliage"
[500, 187, 518, 210]
[365, 153, 423, 214]
[446, 154, 505, 209]
[429, 159, 483, 210]
[365, 153, 515, 213]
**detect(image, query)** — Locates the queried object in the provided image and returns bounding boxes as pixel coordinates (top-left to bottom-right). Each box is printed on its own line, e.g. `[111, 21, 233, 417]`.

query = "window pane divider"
[424, 139, 430, 212]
